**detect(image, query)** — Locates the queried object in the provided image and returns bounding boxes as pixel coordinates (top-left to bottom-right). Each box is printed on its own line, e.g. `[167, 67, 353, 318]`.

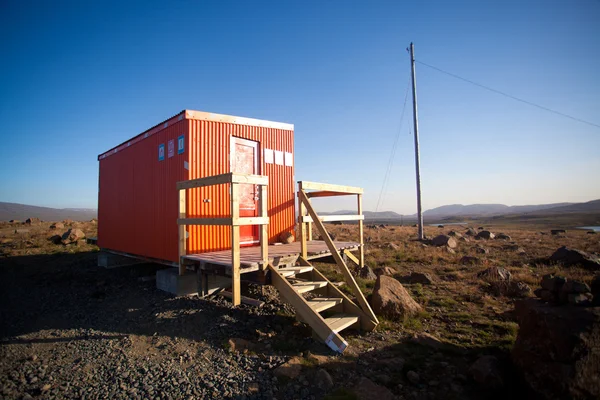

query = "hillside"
[0, 202, 97, 222]
[423, 202, 573, 217]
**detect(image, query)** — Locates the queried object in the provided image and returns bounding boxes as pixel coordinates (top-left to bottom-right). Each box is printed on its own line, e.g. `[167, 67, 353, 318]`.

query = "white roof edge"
[185, 110, 294, 131]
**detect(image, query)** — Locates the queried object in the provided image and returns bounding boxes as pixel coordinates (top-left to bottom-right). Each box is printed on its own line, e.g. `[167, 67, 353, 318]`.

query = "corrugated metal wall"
[186, 118, 295, 254]
[98, 114, 188, 263]
[98, 110, 295, 264]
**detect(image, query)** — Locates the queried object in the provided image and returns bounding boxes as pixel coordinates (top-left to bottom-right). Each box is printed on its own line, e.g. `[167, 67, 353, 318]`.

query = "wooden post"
[307, 222, 313, 241]
[298, 182, 307, 259]
[231, 183, 241, 306]
[178, 189, 186, 276]
[259, 184, 268, 269]
[357, 193, 364, 269]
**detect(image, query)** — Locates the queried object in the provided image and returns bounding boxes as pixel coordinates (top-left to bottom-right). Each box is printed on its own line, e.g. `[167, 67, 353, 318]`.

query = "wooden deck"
[183, 240, 360, 274]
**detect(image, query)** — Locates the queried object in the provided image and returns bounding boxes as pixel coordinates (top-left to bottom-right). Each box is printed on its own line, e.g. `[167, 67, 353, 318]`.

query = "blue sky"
[1, 0, 598, 214]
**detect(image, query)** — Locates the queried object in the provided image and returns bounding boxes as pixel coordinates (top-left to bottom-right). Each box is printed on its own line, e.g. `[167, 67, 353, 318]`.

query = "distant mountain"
[320, 210, 403, 220]
[0, 202, 97, 222]
[423, 202, 574, 217]
[528, 199, 600, 214]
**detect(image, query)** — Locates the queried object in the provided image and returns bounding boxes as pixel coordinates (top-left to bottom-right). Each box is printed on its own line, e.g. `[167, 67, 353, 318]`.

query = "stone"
[353, 377, 395, 400]
[550, 246, 600, 270]
[48, 235, 62, 244]
[50, 222, 65, 229]
[460, 256, 481, 265]
[588, 231, 597, 235]
[358, 266, 377, 280]
[541, 274, 567, 292]
[371, 275, 423, 320]
[385, 242, 399, 250]
[314, 369, 333, 390]
[406, 370, 420, 384]
[551, 229, 566, 235]
[306, 353, 330, 366]
[475, 230, 495, 240]
[561, 280, 591, 295]
[512, 299, 600, 399]
[227, 338, 254, 352]
[61, 228, 86, 245]
[459, 236, 470, 242]
[41, 384, 51, 392]
[374, 266, 396, 277]
[438, 225, 444, 228]
[273, 357, 303, 380]
[25, 217, 41, 225]
[477, 266, 511, 282]
[469, 356, 503, 388]
[406, 272, 434, 285]
[432, 235, 457, 248]
[508, 281, 531, 298]
[475, 245, 489, 254]
[495, 233, 511, 240]
[465, 228, 477, 236]
[447, 231, 463, 238]
[535, 289, 557, 303]
[446, 247, 456, 254]
[568, 293, 593, 306]
[279, 231, 294, 244]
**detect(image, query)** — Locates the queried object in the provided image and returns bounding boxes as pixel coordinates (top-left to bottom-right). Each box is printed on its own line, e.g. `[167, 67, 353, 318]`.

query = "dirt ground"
[0, 220, 598, 399]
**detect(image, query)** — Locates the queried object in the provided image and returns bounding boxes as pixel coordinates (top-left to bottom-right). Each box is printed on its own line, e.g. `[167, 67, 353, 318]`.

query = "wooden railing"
[176, 172, 269, 306]
[297, 181, 377, 324]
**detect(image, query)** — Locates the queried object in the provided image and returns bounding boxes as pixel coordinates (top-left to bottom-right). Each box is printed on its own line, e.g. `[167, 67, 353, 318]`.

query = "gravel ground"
[0, 250, 333, 400]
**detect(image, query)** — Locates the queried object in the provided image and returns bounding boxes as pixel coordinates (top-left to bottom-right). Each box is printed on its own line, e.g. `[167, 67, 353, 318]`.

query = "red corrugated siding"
[98, 115, 188, 262]
[187, 119, 295, 254]
[98, 110, 295, 264]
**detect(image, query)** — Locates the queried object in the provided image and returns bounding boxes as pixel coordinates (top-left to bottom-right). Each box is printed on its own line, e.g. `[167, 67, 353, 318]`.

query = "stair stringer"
[268, 264, 349, 353]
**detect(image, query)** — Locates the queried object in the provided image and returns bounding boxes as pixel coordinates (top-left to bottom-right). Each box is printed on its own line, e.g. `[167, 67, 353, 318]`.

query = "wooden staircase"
[269, 260, 377, 353]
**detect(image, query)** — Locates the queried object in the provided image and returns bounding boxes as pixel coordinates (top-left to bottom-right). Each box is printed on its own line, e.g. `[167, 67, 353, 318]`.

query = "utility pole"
[410, 42, 424, 240]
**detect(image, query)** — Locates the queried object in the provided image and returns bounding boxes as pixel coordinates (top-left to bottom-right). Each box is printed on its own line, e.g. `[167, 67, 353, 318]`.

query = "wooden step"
[291, 281, 327, 294]
[307, 297, 343, 313]
[325, 314, 359, 333]
[277, 266, 314, 278]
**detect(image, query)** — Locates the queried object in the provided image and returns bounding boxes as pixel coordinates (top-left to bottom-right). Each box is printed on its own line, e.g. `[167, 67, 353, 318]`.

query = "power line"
[375, 74, 411, 212]
[415, 60, 600, 129]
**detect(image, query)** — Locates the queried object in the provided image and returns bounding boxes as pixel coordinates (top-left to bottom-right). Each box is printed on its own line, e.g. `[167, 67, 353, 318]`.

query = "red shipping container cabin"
[98, 110, 295, 264]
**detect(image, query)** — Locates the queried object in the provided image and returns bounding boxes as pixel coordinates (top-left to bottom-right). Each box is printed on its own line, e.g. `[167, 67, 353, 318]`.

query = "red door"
[231, 137, 260, 245]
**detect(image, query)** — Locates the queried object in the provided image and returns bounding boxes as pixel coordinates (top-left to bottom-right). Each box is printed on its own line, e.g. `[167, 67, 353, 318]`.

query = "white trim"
[187, 110, 293, 131]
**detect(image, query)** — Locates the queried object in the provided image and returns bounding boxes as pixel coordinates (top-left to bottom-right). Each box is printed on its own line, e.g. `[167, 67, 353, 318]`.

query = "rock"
[41, 384, 51, 392]
[314, 369, 333, 390]
[568, 293, 593, 306]
[48, 235, 62, 244]
[551, 229, 566, 235]
[460, 256, 481, 265]
[61, 229, 86, 245]
[406, 370, 420, 384]
[446, 247, 456, 254]
[9, 219, 20, 223]
[371, 275, 423, 319]
[477, 266, 511, 282]
[535, 289, 557, 303]
[432, 235, 457, 248]
[459, 236, 470, 242]
[438, 225, 444, 228]
[588, 231, 597, 235]
[306, 353, 330, 366]
[358, 266, 377, 280]
[475, 230, 495, 240]
[561, 280, 591, 295]
[374, 266, 396, 277]
[273, 357, 303, 380]
[508, 281, 531, 298]
[475, 245, 489, 254]
[541, 274, 567, 292]
[50, 222, 65, 230]
[406, 272, 434, 285]
[512, 299, 600, 399]
[353, 377, 395, 400]
[447, 231, 463, 238]
[465, 228, 477, 236]
[495, 233, 511, 240]
[25, 217, 41, 225]
[227, 338, 254, 352]
[469, 355, 503, 388]
[279, 231, 294, 244]
[409, 332, 450, 351]
[384, 242, 399, 250]
[550, 246, 600, 270]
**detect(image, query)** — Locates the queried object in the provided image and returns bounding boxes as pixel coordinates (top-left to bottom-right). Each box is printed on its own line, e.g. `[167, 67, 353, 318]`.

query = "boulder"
[495, 233, 511, 240]
[279, 231, 294, 244]
[447, 231, 463, 238]
[438, 225, 444, 228]
[588, 231, 597, 235]
[353, 377, 395, 400]
[314, 369, 334, 390]
[541, 274, 567, 292]
[475, 230, 495, 240]
[50, 222, 65, 230]
[512, 299, 600, 399]
[550, 246, 600, 270]
[446, 246, 456, 254]
[358, 266, 377, 280]
[25, 217, 40, 225]
[384, 242, 399, 250]
[227, 338, 255, 352]
[273, 357, 303, 380]
[406, 272, 434, 285]
[477, 266, 511, 282]
[508, 281, 532, 298]
[432, 235, 457, 248]
[465, 228, 477, 236]
[469, 355, 503, 389]
[551, 229, 566, 235]
[48, 235, 62, 245]
[475, 245, 489, 254]
[374, 266, 396, 277]
[61, 228, 86, 245]
[371, 275, 423, 319]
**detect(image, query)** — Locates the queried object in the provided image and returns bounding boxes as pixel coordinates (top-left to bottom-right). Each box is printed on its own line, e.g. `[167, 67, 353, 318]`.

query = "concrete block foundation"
[156, 268, 199, 296]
